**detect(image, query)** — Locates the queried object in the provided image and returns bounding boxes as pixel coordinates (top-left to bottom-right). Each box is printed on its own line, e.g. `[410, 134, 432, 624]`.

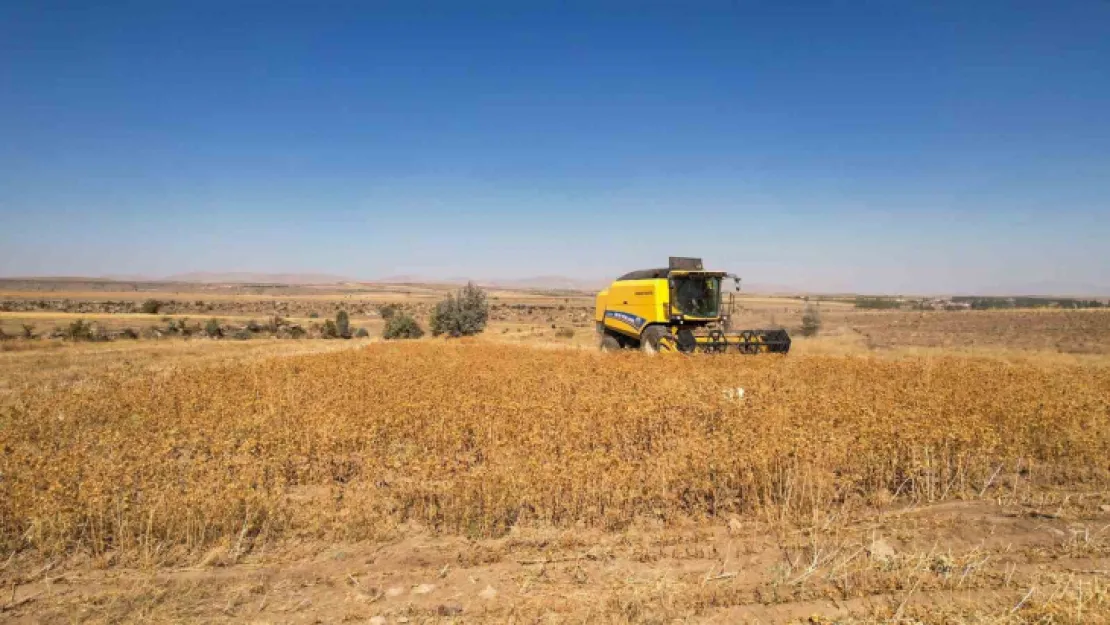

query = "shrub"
[119, 327, 140, 340]
[377, 304, 398, 320]
[554, 327, 575, 339]
[800, 303, 821, 337]
[355, 327, 369, 338]
[173, 318, 194, 337]
[204, 319, 222, 338]
[246, 319, 263, 333]
[92, 325, 111, 342]
[66, 319, 94, 341]
[289, 325, 306, 339]
[308, 312, 319, 319]
[21, 324, 35, 339]
[336, 310, 351, 339]
[232, 329, 251, 340]
[141, 299, 163, 314]
[322, 320, 339, 339]
[430, 282, 489, 337]
[383, 312, 424, 340]
[266, 316, 284, 333]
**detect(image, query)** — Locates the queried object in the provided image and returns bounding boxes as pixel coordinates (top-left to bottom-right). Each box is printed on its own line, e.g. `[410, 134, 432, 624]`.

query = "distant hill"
[100, 274, 157, 281]
[374, 275, 795, 293]
[163, 272, 353, 285]
[373, 275, 605, 291]
[493, 276, 608, 291]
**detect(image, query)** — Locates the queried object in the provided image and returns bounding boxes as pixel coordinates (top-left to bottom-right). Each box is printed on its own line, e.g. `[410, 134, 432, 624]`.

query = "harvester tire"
[640, 325, 670, 354]
[599, 334, 621, 352]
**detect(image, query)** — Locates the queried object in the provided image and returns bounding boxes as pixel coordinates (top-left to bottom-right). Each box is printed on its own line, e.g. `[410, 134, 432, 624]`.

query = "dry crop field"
[1, 330, 1109, 623]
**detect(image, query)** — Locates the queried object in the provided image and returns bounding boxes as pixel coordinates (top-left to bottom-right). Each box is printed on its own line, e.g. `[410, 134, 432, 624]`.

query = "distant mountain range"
[131, 271, 609, 291]
[372, 274, 607, 291]
[162, 272, 354, 285]
[0, 271, 1102, 297]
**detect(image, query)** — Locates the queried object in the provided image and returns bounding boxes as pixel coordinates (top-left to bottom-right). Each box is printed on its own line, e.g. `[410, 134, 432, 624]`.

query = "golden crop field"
[2, 338, 1109, 622]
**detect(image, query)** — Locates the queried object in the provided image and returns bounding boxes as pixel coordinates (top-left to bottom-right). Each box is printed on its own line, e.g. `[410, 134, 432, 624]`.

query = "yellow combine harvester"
[595, 257, 791, 354]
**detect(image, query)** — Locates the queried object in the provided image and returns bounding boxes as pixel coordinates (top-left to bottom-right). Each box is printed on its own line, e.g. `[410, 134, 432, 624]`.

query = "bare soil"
[4, 499, 1107, 623]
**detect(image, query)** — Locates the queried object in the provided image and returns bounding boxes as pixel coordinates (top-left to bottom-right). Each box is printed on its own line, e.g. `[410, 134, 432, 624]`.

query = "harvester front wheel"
[599, 334, 621, 352]
[640, 325, 672, 354]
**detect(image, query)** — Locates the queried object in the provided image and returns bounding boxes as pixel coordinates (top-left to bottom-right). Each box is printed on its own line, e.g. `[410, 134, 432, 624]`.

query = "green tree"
[800, 303, 821, 337]
[336, 310, 351, 339]
[430, 282, 489, 337]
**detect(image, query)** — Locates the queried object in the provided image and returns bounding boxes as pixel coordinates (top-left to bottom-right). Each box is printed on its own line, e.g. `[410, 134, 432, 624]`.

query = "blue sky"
[1, 1, 1108, 294]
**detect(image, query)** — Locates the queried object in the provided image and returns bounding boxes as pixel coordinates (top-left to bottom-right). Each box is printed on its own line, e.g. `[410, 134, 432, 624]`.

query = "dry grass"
[3, 342, 1107, 570]
[0, 311, 329, 335]
[848, 309, 1110, 354]
[0, 338, 370, 399]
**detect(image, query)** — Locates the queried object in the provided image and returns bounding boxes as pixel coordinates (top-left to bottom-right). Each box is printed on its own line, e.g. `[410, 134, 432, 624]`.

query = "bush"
[169, 318, 194, 337]
[554, 327, 575, 339]
[336, 310, 351, 339]
[800, 303, 821, 337]
[377, 304, 398, 320]
[430, 282, 489, 338]
[66, 319, 94, 341]
[119, 327, 139, 340]
[246, 319, 263, 333]
[322, 319, 339, 339]
[232, 329, 251, 340]
[266, 316, 284, 333]
[355, 327, 369, 338]
[204, 318, 222, 338]
[92, 325, 111, 342]
[308, 312, 319, 319]
[383, 312, 425, 340]
[21, 324, 35, 339]
[141, 299, 163, 314]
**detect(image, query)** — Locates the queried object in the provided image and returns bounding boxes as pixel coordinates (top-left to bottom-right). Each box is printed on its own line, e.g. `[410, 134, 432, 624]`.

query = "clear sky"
[1, 1, 1108, 294]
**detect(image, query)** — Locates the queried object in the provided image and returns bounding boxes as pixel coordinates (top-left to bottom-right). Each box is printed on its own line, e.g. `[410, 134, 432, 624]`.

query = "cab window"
[673, 276, 720, 317]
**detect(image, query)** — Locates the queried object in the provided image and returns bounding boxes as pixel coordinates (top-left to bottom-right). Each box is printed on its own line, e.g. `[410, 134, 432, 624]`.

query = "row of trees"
[951, 296, 1105, 310]
[7, 283, 491, 343]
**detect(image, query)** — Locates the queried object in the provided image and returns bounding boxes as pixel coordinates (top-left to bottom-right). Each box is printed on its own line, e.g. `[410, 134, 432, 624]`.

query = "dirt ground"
[4, 498, 1107, 623]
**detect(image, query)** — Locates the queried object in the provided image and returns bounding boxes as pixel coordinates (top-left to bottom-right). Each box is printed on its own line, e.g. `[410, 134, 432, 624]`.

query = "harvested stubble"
[1, 342, 1108, 564]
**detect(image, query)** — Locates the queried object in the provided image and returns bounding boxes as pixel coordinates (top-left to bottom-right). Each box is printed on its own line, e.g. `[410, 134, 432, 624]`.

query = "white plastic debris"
[722, 387, 745, 401]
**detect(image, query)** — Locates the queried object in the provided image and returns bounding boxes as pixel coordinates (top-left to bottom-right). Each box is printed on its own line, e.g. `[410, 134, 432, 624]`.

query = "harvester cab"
[595, 257, 791, 354]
